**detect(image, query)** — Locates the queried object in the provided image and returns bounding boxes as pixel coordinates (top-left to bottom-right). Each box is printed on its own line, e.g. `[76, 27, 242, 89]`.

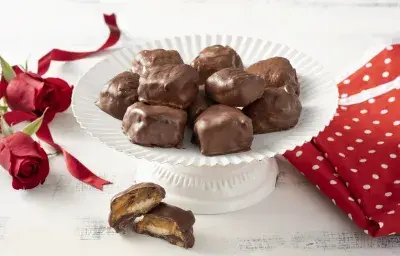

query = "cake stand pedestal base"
[135, 158, 279, 214]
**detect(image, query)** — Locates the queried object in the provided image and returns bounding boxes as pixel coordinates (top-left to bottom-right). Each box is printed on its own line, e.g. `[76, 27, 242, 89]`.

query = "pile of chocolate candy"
[96, 45, 302, 156]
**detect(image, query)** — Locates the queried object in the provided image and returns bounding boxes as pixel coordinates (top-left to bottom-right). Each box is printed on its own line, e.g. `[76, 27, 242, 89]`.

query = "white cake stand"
[72, 35, 338, 214]
[135, 158, 279, 214]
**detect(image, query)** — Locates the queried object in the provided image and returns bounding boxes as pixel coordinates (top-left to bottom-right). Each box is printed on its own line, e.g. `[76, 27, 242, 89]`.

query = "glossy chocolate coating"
[95, 71, 140, 120]
[138, 64, 199, 109]
[187, 85, 214, 127]
[108, 182, 166, 233]
[205, 68, 265, 107]
[242, 85, 302, 134]
[147, 202, 195, 232]
[191, 45, 243, 85]
[246, 57, 300, 95]
[131, 49, 184, 76]
[194, 105, 253, 156]
[134, 202, 195, 248]
[122, 102, 187, 148]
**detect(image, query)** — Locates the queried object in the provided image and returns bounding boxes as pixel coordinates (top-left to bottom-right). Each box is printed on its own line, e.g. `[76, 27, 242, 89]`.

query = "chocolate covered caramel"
[194, 105, 253, 156]
[243, 85, 302, 134]
[108, 182, 166, 233]
[131, 49, 184, 76]
[191, 45, 243, 85]
[95, 71, 140, 120]
[205, 68, 265, 107]
[138, 64, 199, 109]
[134, 202, 196, 248]
[247, 57, 300, 95]
[122, 102, 187, 148]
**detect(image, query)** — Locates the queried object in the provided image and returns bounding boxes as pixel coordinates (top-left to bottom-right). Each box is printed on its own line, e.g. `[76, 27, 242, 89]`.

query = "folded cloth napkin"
[284, 44, 400, 237]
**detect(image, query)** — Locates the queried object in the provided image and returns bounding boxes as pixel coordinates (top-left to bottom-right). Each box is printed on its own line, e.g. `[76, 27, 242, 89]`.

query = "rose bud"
[5, 72, 73, 121]
[0, 132, 50, 190]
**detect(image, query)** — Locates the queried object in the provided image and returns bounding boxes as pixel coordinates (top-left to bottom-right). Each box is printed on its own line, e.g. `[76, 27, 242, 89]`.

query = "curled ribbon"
[38, 14, 120, 76]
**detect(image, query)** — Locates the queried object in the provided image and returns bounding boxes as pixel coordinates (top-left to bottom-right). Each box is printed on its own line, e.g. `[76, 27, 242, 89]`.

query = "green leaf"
[18, 59, 29, 72]
[0, 56, 16, 82]
[0, 97, 9, 115]
[2, 97, 8, 108]
[24, 59, 28, 71]
[22, 108, 48, 136]
[0, 116, 13, 136]
[0, 106, 8, 112]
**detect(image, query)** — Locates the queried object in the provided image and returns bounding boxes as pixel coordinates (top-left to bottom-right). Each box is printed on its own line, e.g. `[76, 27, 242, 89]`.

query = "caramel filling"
[135, 215, 185, 242]
[110, 188, 163, 224]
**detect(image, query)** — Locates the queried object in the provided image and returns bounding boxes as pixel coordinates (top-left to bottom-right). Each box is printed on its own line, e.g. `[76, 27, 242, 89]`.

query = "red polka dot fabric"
[284, 44, 400, 237]
[338, 44, 399, 98]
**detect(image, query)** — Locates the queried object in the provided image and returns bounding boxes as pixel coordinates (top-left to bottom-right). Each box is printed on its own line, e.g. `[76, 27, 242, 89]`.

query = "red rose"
[0, 132, 50, 190]
[5, 72, 73, 121]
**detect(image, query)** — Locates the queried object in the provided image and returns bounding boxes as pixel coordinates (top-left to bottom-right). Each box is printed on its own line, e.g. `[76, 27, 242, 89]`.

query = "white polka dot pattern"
[283, 44, 400, 237]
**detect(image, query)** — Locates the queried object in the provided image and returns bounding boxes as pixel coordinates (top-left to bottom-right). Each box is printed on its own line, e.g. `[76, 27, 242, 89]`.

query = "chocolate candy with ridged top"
[205, 68, 265, 107]
[133, 202, 196, 249]
[246, 57, 300, 95]
[191, 45, 243, 85]
[131, 49, 183, 76]
[95, 71, 140, 120]
[122, 102, 187, 148]
[194, 104, 253, 156]
[108, 182, 166, 233]
[242, 85, 302, 134]
[138, 64, 199, 109]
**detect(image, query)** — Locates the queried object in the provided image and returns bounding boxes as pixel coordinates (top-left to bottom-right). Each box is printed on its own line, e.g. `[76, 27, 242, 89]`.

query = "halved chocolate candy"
[134, 202, 196, 249]
[108, 182, 166, 233]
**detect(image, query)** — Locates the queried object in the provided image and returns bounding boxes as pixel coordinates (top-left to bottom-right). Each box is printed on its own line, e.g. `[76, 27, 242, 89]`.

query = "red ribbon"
[1, 13, 121, 190]
[38, 14, 121, 76]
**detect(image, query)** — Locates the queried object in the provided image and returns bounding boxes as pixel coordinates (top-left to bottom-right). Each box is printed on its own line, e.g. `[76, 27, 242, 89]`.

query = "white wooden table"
[1, 1, 400, 255]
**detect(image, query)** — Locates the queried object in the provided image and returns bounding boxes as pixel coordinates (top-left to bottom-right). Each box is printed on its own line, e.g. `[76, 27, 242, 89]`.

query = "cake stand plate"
[72, 34, 338, 214]
[135, 158, 279, 214]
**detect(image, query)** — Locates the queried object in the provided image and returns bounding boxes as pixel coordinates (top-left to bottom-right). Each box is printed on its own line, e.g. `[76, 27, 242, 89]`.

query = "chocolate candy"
[131, 49, 184, 76]
[108, 182, 166, 233]
[134, 202, 195, 249]
[247, 57, 300, 95]
[95, 71, 140, 120]
[138, 64, 199, 109]
[205, 68, 265, 107]
[187, 85, 214, 127]
[242, 85, 302, 134]
[191, 45, 243, 85]
[122, 102, 187, 148]
[194, 105, 253, 156]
